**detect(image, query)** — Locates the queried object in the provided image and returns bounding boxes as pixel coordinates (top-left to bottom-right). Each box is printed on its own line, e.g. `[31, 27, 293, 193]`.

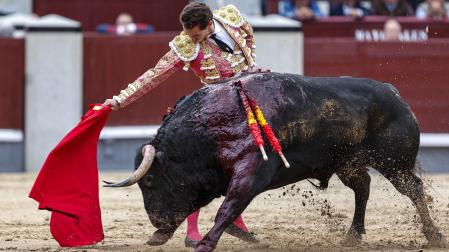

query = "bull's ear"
[155, 151, 164, 161]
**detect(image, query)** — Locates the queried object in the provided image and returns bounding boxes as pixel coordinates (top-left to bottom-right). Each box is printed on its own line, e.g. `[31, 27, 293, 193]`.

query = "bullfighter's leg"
[185, 209, 256, 248]
[185, 209, 203, 247]
[195, 151, 280, 252]
[381, 169, 447, 248]
[225, 214, 256, 242]
[336, 166, 371, 245]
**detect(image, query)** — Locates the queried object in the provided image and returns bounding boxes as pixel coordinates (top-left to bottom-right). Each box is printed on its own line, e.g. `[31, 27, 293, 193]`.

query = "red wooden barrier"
[303, 17, 449, 40]
[0, 38, 24, 129]
[34, 0, 189, 31]
[304, 38, 449, 133]
[83, 32, 202, 126]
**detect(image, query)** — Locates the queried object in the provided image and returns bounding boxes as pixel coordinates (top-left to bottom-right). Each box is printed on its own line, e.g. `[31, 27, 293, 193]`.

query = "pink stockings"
[186, 209, 250, 240]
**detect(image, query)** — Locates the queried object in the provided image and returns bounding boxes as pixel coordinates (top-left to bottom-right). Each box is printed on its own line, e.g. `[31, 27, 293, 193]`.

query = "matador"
[103, 2, 260, 249]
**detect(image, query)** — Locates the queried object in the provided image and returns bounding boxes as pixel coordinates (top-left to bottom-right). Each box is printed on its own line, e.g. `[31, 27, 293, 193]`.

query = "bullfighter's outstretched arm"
[241, 20, 256, 66]
[113, 50, 183, 108]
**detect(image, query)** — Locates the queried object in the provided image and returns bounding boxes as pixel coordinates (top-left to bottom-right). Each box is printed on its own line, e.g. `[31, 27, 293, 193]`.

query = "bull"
[104, 72, 447, 252]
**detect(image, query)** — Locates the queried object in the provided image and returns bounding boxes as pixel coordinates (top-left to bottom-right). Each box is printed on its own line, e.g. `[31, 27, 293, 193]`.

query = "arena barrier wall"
[33, 0, 189, 31]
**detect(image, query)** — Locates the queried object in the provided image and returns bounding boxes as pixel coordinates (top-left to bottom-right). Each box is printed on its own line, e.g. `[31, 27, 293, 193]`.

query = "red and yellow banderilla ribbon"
[235, 81, 290, 168]
[247, 97, 290, 168]
[238, 88, 268, 161]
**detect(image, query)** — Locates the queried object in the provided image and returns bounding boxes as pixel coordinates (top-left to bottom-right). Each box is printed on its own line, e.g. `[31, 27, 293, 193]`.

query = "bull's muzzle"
[103, 145, 155, 187]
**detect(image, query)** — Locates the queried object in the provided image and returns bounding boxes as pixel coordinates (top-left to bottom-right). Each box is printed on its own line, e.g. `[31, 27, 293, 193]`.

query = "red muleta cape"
[29, 104, 110, 247]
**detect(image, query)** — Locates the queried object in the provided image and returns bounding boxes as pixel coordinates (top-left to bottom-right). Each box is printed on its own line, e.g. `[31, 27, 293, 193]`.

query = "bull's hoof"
[194, 241, 215, 252]
[224, 223, 260, 243]
[146, 230, 172, 246]
[185, 237, 200, 248]
[427, 233, 449, 248]
[340, 227, 362, 246]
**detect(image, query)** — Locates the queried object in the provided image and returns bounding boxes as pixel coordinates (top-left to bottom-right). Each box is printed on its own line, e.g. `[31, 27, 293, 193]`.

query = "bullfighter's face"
[183, 21, 214, 43]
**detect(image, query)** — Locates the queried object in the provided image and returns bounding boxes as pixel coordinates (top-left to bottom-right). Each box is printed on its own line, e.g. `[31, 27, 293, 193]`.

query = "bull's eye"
[144, 175, 154, 188]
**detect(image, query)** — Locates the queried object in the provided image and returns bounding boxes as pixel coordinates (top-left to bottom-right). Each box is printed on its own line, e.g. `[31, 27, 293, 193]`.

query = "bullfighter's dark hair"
[179, 2, 213, 30]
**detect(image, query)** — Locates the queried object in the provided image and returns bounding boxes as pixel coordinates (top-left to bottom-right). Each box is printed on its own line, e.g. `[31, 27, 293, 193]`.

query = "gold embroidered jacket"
[113, 5, 256, 107]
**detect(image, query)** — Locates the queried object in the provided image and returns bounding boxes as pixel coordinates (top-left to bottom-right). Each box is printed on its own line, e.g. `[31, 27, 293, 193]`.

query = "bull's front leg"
[195, 151, 279, 252]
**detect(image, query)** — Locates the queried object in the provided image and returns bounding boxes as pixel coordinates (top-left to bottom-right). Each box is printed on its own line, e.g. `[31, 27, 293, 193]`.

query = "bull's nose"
[148, 212, 186, 235]
[148, 213, 173, 229]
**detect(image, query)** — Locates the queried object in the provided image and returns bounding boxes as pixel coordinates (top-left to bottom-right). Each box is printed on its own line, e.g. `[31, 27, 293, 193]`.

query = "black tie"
[210, 33, 233, 54]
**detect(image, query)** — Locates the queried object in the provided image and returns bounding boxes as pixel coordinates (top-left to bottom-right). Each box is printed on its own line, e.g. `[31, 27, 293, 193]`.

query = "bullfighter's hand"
[103, 99, 120, 111]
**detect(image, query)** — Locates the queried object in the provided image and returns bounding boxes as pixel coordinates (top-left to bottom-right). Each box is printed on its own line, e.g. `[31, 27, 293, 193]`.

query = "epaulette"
[169, 31, 200, 62]
[213, 4, 244, 28]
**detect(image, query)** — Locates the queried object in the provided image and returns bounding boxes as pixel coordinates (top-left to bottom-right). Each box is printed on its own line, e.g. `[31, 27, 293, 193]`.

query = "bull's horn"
[103, 145, 156, 187]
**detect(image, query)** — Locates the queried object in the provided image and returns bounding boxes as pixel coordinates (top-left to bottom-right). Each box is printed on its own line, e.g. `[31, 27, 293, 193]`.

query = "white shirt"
[342, 5, 364, 17]
[416, 2, 449, 19]
[209, 19, 235, 50]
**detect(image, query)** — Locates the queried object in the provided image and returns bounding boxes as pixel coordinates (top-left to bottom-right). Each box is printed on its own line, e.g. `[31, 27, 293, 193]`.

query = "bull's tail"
[414, 158, 444, 199]
[414, 158, 426, 176]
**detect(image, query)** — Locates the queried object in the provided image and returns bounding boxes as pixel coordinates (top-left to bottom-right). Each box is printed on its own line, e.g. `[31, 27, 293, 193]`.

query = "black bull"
[105, 72, 447, 251]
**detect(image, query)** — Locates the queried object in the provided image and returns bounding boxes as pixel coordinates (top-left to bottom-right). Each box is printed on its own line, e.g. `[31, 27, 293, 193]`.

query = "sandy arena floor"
[1, 171, 448, 252]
